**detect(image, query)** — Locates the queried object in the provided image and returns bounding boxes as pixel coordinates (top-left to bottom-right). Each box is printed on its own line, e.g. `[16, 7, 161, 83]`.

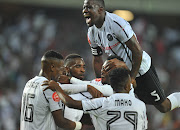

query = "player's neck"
[95, 12, 106, 28]
[39, 70, 50, 80]
[116, 90, 129, 94]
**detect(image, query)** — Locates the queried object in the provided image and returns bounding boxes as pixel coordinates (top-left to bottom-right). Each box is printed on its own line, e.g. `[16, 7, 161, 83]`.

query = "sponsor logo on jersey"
[107, 34, 113, 41]
[95, 78, 102, 82]
[52, 92, 60, 102]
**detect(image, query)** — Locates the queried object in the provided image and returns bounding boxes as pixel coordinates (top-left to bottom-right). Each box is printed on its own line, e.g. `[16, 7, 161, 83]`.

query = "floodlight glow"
[113, 10, 134, 21]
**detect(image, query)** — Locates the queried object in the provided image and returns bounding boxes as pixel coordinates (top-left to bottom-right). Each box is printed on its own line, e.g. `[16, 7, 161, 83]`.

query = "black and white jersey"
[82, 93, 148, 130]
[87, 11, 151, 76]
[64, 78, 112, 122]
[20, 76, 63, 130]
[64, 92, 92, 122]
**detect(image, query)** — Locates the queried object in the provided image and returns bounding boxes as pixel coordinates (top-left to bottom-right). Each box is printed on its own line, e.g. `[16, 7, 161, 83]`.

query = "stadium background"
[0, 0, 180, 129]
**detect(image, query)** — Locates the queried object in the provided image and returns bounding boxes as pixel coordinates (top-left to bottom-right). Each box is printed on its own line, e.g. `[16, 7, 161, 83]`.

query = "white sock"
[167, 92, 180, 111]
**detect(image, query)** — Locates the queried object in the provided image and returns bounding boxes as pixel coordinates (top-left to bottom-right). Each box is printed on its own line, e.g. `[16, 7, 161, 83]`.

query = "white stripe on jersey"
[87, 11, 151, 76]
[20, 76, 63, 130]
[82, 93, 148, 130]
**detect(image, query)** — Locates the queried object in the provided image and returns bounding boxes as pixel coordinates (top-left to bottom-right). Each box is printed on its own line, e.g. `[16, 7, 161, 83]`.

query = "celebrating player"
[43, 67, 148, 130]
[82, 0, 180, 113]
[64, 54, 135, 96]
[20, 50, 82, 130]
[61, 53, 114, 129]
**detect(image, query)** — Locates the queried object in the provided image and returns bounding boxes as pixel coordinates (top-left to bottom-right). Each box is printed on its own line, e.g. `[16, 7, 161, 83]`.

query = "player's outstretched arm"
[70, 77, 113, 96]
[87, 85, 104, 98]
[43, 80, 83, 110]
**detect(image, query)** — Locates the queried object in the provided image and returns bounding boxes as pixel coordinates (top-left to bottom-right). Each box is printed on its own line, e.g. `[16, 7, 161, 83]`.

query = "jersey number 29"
[106, 111, 138, 130]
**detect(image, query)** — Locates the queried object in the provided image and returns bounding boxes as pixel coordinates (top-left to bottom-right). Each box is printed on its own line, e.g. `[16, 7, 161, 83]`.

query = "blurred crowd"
[0, 5, 179, 130]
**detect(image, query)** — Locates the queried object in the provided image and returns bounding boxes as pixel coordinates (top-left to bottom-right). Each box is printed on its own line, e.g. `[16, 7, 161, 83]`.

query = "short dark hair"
[64, 54, 82, 64]
[107, 55, 124, 61]
[43, 50, 63, 60]
[109, 67, 130, 92]
[93, 0, 105, 8]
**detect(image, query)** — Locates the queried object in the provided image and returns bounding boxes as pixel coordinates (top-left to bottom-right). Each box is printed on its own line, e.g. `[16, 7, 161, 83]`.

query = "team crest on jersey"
[107, 34, 113, 41]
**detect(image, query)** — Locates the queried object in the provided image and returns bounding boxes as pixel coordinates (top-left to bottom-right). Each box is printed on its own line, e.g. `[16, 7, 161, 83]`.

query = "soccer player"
[62, 54, 113, 129]
[82, 0, 180, 113]
[63, 53, 113, 94]
[64, 54, 135, 96]
[43, 67, 148, 130]
[20, 50, 82, 130]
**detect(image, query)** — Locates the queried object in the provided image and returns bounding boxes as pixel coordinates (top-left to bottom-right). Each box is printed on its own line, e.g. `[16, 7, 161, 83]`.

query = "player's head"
[41, 50, 65, 81]
[82, 0, 105, 27]
[109, 67, 131, 93]
[106, 55, 124, 61]
[64, 54, 85, 80]
[101, 55, 127, 84]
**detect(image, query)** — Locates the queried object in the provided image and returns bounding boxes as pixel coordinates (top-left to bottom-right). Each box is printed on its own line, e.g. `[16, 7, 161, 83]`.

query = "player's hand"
[42, 80, 60, 91]
[104, 58, 127, 73]
[87, 85, 103, 98]
[131, 78, 137, 88]
[58, 75, 71, 84]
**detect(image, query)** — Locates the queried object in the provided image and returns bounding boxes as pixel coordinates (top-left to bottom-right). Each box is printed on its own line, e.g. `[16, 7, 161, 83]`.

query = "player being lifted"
[43, 67, 148, 130]
[82, 0, 180, 113]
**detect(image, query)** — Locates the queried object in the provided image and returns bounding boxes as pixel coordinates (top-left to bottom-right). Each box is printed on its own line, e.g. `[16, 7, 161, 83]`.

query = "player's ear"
[65, 67, 70, 76]
[98, 7, 104, 14]
[125, 76, 131, 92]
[50, 64, 55, 72]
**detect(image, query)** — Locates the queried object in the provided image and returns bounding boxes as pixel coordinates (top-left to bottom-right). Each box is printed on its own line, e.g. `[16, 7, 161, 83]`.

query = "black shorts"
[134, 64, 166, 105]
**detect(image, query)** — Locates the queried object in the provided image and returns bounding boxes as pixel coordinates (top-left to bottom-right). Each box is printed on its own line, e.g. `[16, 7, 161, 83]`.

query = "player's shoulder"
[106, 11, 125, 22]
[26, 76, 47, 88]
[87, 26, 96, 36]
[132, 96, 146, 108]
[106, 11, 129, 28]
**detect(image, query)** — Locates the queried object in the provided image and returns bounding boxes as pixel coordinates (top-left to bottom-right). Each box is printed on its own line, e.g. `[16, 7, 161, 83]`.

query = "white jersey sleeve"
[44, 89, 63, 112]
[70, 77, 113, 96]
[59, 83, 87, 94]
[111, 13, 134, 43]
[70, 77, 91, 84]
[82, 97, 104, 115]
[87, 28, 98, 48]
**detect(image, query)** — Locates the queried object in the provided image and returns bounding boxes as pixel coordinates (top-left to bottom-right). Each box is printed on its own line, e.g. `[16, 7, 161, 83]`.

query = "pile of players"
[20, 0, 180, 130]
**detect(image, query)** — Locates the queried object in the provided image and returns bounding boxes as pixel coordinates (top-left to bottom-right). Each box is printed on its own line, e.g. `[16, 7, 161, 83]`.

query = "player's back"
[20, 76, 58, 130]
[83, 93, 148, 130]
